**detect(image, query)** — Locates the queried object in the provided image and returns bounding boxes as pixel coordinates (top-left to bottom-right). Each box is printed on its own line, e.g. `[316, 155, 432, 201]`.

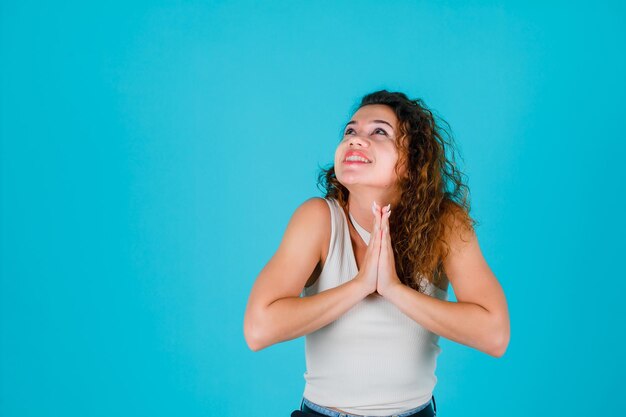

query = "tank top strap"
[348, 211, 371, 245]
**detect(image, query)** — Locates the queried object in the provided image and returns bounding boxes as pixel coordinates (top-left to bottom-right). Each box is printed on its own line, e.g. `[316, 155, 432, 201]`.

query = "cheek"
[384, 148, 400, 166]
[334, 144, 347, 163]
[384, 152, 403, 179]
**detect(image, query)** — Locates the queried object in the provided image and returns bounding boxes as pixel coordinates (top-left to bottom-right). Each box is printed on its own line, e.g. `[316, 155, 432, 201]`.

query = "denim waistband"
[301, 396, 435, 417]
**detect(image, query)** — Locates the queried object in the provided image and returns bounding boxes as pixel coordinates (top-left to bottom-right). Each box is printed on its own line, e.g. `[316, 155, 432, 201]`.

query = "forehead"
[350, 104, 398, 126]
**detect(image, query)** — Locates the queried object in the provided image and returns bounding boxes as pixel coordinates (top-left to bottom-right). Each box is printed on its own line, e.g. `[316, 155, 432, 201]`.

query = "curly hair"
[317, 90, 479, 293]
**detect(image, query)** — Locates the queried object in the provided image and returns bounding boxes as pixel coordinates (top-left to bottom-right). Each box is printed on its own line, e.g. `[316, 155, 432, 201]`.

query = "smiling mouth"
[343, 160, 371, 165]
[344, 156, 372, 163]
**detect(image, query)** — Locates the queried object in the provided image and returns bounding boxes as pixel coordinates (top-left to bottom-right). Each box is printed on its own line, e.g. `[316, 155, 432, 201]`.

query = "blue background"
[1, 1, 624, 416]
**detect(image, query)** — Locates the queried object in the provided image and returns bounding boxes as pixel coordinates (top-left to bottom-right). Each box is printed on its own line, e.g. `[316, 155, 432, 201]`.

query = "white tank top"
[301, 197, 448, 416]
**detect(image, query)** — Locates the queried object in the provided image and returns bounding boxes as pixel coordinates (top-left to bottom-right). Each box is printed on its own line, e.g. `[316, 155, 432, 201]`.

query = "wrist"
[352, 276, 374, 298]
[380, 282, 404, 300]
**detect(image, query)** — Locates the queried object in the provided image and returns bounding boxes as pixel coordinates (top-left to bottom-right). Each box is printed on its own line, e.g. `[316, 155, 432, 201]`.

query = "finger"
[373, 200, 381, 218]
[371, 201, 379, 230]
[380, 205, 390, 251]
[375, 202, 383, 249]
[383, 204, 391, 233]
[372, 201, 381, 241]
[369, 201, 380, 247]
[371, 201, 377, 230]
[380, 206, 389, 245]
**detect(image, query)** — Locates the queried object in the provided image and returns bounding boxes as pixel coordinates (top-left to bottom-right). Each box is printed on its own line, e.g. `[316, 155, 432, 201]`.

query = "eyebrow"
[344, 119, 394, 130]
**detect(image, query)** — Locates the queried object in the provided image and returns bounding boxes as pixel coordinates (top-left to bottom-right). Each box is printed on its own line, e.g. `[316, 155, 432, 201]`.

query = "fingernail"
[385, 204, 391, 212]
[371, 202, 376, 215]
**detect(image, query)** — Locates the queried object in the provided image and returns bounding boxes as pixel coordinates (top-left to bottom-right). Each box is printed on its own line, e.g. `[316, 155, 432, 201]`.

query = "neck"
[346, 189, 400, 234]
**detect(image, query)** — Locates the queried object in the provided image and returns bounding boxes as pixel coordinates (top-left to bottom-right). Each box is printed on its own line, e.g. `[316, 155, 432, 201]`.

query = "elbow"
[244, 329, 262, 352]
[244, 314, 268, 352]
[489, 338, 508, 358]
[488, 323, 510, 358]
[246, 333, 270, 352]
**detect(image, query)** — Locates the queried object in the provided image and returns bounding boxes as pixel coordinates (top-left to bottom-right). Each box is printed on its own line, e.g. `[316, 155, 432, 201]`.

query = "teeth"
[345, 155, 371, 163]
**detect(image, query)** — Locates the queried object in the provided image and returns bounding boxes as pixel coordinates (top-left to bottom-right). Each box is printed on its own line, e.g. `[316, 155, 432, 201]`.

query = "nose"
[348, 133, 370, 147]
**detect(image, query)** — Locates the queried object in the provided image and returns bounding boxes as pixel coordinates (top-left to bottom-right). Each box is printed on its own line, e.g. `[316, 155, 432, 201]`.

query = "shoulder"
[286, 197, 331, 247]
[296, 197, 333, 222]
[270, 197, 331, 285]
[291, 197, 330, 226]
[297, 196, 330, 212]
[441, 200, 476, 251]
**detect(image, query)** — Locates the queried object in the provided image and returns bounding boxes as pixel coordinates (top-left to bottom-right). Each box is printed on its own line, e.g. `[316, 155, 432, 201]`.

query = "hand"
[355, 201, 383, 295]
[376, 202, 403, 298]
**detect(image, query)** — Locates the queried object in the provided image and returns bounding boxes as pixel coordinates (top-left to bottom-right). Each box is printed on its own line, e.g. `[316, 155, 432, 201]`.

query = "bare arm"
[383, 217, 510, 357]
[248, 279, 370, 351]
[244, 197, 372, 351]
[384, 285, 507, 357]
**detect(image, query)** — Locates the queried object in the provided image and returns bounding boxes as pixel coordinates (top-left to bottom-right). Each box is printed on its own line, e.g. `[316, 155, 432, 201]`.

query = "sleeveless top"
[301, 197, 449, 416]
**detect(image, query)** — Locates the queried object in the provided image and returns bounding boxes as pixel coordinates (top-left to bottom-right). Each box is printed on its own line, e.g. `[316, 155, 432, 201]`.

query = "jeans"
[298, 396, 437, 417]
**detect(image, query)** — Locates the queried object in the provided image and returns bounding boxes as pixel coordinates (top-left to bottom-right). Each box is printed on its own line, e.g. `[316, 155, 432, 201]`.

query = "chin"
[336, 174, 363, 186]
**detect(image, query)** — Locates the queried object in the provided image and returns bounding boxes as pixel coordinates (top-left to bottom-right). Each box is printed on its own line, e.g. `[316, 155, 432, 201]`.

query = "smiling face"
[334, 104, 404, 191]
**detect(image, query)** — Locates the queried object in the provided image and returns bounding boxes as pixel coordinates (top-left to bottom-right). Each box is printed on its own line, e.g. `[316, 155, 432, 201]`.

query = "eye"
[344, 127, 388, 136]
[374, 127, 388, 136]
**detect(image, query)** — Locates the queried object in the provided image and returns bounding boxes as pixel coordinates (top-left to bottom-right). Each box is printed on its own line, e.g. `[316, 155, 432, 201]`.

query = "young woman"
[244, 90, 510, 417]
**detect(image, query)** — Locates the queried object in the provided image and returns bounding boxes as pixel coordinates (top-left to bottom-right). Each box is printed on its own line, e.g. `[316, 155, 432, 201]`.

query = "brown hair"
[317, 90, 479, 292]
